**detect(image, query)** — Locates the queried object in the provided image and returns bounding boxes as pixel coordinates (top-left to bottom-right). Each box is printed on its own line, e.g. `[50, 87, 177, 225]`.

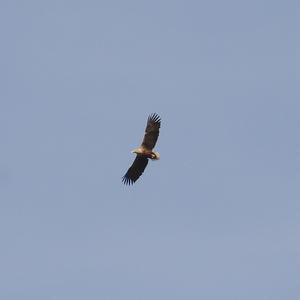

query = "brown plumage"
[122, 113, 161, 185]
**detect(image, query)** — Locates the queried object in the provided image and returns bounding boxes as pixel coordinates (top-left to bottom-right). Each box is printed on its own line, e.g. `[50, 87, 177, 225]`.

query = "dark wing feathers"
[141, 113, 161, 150]
[122, 156, 149, 185]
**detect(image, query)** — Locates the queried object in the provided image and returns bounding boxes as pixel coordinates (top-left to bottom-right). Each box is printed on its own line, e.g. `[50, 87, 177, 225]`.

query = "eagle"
[122, 113, 161, 185]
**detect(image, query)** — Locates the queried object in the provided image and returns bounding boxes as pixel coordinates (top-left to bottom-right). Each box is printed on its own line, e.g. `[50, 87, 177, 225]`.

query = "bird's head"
[131, 148, 142, 155]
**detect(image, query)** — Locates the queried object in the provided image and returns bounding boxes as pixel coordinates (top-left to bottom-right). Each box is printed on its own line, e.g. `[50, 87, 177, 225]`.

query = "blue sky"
[1, 1, 300, 299]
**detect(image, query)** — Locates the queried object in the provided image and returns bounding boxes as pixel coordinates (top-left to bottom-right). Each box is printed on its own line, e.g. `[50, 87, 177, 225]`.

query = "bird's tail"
[151, 151, 160, 160]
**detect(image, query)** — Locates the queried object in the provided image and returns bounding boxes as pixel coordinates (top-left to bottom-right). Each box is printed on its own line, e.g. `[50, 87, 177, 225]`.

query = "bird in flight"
[122, 113, 161, 185]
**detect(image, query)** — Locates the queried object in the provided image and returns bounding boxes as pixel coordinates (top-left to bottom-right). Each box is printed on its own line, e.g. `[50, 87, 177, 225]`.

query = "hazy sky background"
[1, 1, 300, 299]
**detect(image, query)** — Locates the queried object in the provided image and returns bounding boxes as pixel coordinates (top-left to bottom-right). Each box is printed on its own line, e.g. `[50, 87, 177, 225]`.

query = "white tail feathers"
[152, 151, 160, 160]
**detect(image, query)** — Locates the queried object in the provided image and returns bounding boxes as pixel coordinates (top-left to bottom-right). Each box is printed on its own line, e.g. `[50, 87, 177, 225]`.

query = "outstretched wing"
[122, 156, 149, 185]
[141, 113, 161, 150]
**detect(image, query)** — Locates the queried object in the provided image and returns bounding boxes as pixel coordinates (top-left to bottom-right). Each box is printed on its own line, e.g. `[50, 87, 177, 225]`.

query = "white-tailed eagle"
[122, 113, 161, 185]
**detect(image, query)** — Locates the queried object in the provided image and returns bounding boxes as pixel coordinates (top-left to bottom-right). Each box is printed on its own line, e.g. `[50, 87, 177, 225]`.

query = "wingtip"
[148, 113, 161, 123]
[122, 176, 134, 185]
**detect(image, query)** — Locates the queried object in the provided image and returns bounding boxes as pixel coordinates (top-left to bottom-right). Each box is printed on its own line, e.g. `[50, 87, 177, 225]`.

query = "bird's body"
[131, 146, 160, 160]
[122, 113, 161, 185]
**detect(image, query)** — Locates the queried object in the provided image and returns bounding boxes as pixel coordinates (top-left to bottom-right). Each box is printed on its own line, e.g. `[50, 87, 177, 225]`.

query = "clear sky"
[1, 1, 300, 299]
